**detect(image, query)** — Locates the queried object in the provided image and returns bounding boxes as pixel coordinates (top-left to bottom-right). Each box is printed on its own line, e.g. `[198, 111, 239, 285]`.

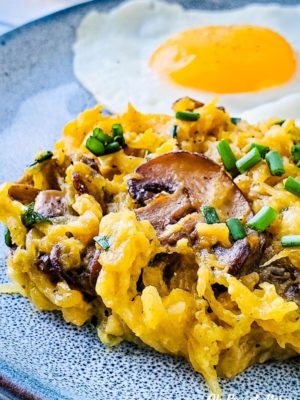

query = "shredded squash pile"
[1, 98, 300, 394]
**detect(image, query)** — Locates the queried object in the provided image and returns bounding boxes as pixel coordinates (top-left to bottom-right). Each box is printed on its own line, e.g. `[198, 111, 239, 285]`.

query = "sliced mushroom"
[128, 151, 265, 275]
[159, 212, 199, 246]
[39, 244, 101, 298]
[61, 245, 101, 297]
[8, 184, 40, 204]
[71, 171, 107, 215]
[36, 253, 62, 283]
[257, 257, 300, 305]
[172, 97, 204, 111]
[80, 155, 100, 173]
[214, 232, 265, 276]
[72, 172, 88, 195]
[34, 190, 68, 218]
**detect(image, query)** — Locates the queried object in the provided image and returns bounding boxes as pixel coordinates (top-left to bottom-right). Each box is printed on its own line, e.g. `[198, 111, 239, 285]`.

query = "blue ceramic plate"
[1, 1, 300, 399]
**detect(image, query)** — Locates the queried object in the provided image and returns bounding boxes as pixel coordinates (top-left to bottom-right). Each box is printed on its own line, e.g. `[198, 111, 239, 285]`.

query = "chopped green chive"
[172, 125, 178, 138]
[291, 144, 300, 163]
[21, 203, 52, 229]
[281, 235, 300, 247]
[175, 111, 200, 121]
[236, 148, 261, 174]
[249, 143, 270, 159]
[231, 117, 241, 125]
[226, 218, 247, 241]
[284, 176, 300, 197]
[4, 227, 13, 247]
[201, 206, 220, 224]
[105, 142, 122, 154]
[86, 126, 126, 156]
[93, 128, 113, 144]
[246, 206, 278, 233]
[274, 119, 285, 126]
[265, 150, 285, 176]
[94, 235, 110, 250]
[29, 151, 53, 167]
[112, 123, 123, 137]
[217, 139, 237, 172]
[114, 135, 125, 146]
[86, 136, 105, 156]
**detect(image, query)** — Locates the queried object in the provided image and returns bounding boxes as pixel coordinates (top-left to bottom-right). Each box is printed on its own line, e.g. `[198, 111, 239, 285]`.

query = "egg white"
[241, 93, 300, 124]
[73, 0, 300, 116]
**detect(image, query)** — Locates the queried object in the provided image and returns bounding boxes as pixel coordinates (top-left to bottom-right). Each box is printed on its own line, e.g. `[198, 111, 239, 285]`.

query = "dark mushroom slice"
[61, 245, 102, 298]
[71, 171, 107, 215]
[37, 243, 102, 298]
[34, 190, 68, 218]
[159, 212, 199, 246]
[172, 97, 204, 111]
[214, 232, 266, 276]
[72, 172, 88, 195]
[128, 151, 265, 276]
[257, 257, 300, 306]
[36, 252, 63, 283]
[80, 155, 100, 173]
[8, 184, 40, 204]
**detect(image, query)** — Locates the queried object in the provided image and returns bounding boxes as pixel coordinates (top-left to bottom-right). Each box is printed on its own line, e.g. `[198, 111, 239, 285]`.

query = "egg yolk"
[150, 25, 297, 94]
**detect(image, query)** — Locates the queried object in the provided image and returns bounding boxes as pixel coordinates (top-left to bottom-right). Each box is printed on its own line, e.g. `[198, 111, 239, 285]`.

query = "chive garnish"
[94, 235, 110, 250]
[246, 206, 278, 233]
[236, 148, 261, 174]
[86, 136, 105, 156]
[4, 227, 13, 247]
[113, 135, 125, 146]
[249, 143, 270, 159]
[112, 124, 125, 146]
[231, 117, 241, 125]
[86, 125, 125, 156]
[112, 123, 123, 137]
[217, 139, 237, 172]
[21, 203, 52, 229]
[105, 142, 122, 154]
[291, 144, 300, 163]
[281, 235, 300, 247]
[93, 128, 113, 144]
[175, 111, 200, 121]
[274, 120, 285, 126]
[265, 150, 285, 176]
[29, 151, 53, 167]
[226, 218, 247, 241]
[201, 206, 220, 224]
[172, 125, 178, 138]
[284, 176, 300, 197]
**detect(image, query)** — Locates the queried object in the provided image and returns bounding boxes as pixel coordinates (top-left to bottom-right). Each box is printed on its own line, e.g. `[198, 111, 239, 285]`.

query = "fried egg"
[73, 0, 300, 116]
[241, 93, 300, 124]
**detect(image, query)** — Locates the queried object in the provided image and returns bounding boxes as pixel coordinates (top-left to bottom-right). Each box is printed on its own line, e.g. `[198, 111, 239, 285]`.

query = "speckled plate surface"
[1, 1, 300, 399]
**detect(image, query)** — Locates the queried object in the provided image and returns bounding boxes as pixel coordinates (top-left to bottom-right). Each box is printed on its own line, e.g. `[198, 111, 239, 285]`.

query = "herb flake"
[94, 235, 110, 250]
[29, 151, 53, 167]
[4, 227, 13, 247]
[171, 125, 178, 138]
[21, 203, 52, 229]
[231, 117, 241, 125]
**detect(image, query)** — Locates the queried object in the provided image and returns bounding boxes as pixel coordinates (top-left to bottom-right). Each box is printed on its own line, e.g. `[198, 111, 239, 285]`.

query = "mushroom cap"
[8, 183, 40, 204]
[128, 151, 265, 275]
[34, 190, 68, 218]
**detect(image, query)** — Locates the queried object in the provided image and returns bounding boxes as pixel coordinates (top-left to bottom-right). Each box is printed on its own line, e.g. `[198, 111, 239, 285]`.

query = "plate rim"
[0, 0, 94, 42]
[1, 1, 300, 399]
